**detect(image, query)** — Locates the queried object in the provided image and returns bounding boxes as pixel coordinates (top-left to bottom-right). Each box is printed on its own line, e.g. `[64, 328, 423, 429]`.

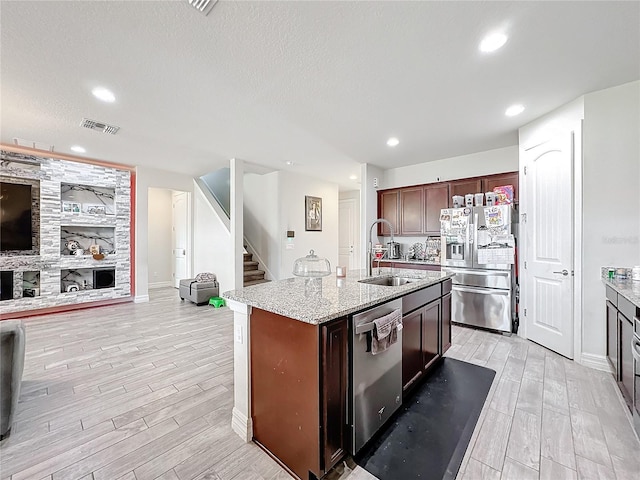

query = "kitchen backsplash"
[381, 236, 441, 262]
[601, 266, 633, 280]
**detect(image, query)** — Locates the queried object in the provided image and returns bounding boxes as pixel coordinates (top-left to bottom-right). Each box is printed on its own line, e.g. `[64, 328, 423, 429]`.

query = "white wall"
[244, 170, 339, 280]
[582, 80, 640, 358]
[360, 163, 386, 270]
[193, 181, 233, 294]
[136, 166, 194, 302]
[147, 188, 173, 288]
[383, 145, 519, 189]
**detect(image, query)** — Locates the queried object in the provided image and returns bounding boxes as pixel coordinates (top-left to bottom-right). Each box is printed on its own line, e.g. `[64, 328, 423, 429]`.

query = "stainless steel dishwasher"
[351, 298, 403, 454]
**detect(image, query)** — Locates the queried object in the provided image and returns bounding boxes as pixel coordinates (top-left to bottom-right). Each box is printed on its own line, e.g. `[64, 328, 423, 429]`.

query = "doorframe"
[519, 122, 583, 364]
[171, 190, 193, 286]
[339, 194, 361, 271]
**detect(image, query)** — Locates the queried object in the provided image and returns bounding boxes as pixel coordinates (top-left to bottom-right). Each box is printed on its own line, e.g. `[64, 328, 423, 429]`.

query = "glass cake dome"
[293, 250, 332, 278]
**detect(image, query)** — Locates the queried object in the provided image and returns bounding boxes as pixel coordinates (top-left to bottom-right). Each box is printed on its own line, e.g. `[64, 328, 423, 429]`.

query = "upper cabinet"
[424, 184, 449, 234]
[378, 190, 400, 236]
[400, 187, 424, 235]
[377, 171, 518, 236]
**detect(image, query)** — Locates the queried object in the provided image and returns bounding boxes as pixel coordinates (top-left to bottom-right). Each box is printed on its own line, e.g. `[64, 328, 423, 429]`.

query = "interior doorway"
[147, 188, 191, 289]
[339, 191, 361, 271]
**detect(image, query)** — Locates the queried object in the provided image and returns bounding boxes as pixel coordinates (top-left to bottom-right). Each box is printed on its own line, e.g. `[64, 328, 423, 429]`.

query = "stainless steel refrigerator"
[440, 205, 517, 333]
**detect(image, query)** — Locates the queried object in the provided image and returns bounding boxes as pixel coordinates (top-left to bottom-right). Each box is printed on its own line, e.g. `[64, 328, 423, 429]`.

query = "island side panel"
[250, 308, 321, 479]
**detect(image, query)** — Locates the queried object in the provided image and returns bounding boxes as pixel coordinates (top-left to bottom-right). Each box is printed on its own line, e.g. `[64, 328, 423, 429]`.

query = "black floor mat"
[355, 358, 496, 480]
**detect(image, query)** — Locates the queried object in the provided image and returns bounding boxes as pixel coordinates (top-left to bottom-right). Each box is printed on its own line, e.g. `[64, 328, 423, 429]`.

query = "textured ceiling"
[1, 1, 639, 189]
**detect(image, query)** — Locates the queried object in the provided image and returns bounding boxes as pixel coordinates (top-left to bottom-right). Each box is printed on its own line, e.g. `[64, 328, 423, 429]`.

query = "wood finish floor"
[1, 289, 639, 480]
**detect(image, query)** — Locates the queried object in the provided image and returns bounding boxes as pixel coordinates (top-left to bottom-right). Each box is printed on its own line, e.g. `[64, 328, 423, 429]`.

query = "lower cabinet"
[251, 309, 348, 480]
[606, 299, 619, 376]
[401, 280, 452, 393]
[619, 313, 634, 404]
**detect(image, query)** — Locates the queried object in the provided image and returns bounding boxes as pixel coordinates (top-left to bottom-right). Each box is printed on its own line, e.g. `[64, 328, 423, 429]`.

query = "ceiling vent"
[12, 137, 54, 151]
[80, 118, 120, 135]
[188, 0, 218, 16]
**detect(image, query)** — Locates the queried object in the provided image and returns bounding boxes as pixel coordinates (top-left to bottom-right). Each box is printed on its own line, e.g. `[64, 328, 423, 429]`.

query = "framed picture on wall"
[305, 196, 322, 231]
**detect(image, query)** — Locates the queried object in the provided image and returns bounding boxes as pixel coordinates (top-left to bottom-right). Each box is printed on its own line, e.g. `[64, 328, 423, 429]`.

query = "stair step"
[243, 252, 252, 260]
[244, 279, 270, 287]
[243, 261, 259, 270]
[244, 270, 265, 278]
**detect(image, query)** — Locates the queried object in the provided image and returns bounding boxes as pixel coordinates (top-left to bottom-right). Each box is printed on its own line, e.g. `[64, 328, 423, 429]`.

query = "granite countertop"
[223, 268, 454, 325]
[602, 278, 640, 307]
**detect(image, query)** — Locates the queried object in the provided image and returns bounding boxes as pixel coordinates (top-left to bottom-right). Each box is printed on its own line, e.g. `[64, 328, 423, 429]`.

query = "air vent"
[80, 118, 120, 135]
[188, 0, 218, 16]
[12, 137, 54, 151]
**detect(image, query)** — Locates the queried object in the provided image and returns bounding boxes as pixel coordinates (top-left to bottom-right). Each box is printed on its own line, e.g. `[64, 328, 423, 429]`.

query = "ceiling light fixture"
[91, 87, 116, 103]
[70, 145, 86, 153]
[505, 104, 525, 117]
[386, 137, 400, 147]
[285, 161, 294, 166]
[479, 32, 508, 53]
[349, 175, 358, 180]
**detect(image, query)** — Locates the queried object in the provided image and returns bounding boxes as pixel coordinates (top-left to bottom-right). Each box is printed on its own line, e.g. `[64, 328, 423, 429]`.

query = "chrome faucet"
[368, 218, 395, 277]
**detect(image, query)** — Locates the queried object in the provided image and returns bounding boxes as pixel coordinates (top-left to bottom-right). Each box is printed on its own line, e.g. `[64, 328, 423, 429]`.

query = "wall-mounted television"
[0, 182, 33, 251]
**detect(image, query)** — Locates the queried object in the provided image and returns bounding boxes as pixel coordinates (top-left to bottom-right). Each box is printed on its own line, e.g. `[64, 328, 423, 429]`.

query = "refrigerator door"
[442, 267, 511, 290]
[473, 205, 515, 270]
[440, 207, 474, 268]
[451, 284, 512, 333]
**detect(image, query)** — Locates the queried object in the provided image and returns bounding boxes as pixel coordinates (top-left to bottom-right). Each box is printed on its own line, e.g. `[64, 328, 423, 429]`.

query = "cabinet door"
[400, 187, 424, 235]
[619, 313, 633, 406]
[322, 319, 348, 471]
[606, 300, 619, 378]
[424, 184, 449, 233]
[402, 308, 423, 391]
[448, 179, 482, 206]
[441, 293, 451, 354]
[378, 190, 400, 236]
[483, 172, 519, 203]
[422, 301, 440, 370]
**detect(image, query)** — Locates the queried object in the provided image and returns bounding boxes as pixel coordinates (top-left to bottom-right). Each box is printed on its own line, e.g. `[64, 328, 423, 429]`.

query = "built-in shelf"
[60, 226, 116, 255]
[60, 267, 116, 293]
[61, 183, 115, 215]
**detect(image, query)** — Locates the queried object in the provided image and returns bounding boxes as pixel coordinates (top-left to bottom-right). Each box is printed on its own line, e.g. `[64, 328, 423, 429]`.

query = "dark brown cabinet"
[424, 184, 448, 233]
[619, 313, 634, 404]
[422, 301, 440, 369]
[400, 187, 424, 235]
[448, 179, 482, 205]
[606, 298, 619, 376]
[401, 279, 452, 393]
[402, 308, 424, 390]
[322, 319, 348, 470]
[441, 293, 452, 354]
[483, 172, 519, 203]
[378, 190, 400, 236]
[251, 310, 348, 479]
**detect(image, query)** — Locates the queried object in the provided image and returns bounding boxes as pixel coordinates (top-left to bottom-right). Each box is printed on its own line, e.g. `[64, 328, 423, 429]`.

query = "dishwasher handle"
[354, 308, 402, 334]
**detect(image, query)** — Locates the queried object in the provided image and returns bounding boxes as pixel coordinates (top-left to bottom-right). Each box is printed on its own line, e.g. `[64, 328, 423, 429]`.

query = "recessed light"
[386, 137, 400, 147]
[479, 32, 507, 53]
[505, 104, 525, 117]
[349, 175, 358, 180]
[285, 161, 294, 166]
[70, 145, 86, 153]
[91, 87, 116, 103]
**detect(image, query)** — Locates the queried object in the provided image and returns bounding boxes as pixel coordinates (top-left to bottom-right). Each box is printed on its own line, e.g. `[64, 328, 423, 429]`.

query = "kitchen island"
[223, 269, 453, 480]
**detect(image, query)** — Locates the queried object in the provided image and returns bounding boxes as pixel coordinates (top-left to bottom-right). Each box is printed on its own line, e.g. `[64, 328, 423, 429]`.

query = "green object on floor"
[209, 297, 226, 308]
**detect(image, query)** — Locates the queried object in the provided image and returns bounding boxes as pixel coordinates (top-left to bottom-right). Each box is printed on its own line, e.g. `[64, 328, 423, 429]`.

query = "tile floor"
[1, 288, 638, 480]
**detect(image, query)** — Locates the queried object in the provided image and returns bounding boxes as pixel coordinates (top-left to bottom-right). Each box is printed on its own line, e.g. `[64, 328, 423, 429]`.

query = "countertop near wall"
[602, 278, 640, 307]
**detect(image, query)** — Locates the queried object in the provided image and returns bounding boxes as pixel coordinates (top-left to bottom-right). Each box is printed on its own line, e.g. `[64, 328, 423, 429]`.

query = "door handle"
[553, 269, 569, 276]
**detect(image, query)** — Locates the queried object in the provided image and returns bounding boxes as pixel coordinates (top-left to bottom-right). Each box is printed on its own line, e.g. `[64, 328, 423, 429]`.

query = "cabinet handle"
[632, 337, 640, 362]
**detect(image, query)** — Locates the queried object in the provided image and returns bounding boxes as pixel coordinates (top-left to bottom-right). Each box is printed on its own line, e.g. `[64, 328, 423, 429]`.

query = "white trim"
[572, 121, 583, 365]
[134, 295, 149, 303]
[579, 352, 613, 373]
[231, 406, 253, 442]
[148, 281, 172, 289]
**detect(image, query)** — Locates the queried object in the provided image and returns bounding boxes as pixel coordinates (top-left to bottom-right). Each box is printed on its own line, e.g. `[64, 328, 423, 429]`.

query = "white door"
[172, 191, 189, 288]
[339, 198, 359, 270]
[523, 133, 574, 358]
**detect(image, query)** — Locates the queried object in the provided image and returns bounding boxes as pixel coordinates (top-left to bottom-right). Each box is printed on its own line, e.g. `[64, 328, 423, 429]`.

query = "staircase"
[243, 252, 269, 287]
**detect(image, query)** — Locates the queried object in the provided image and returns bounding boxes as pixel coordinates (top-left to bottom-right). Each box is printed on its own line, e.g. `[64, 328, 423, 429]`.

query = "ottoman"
[1, 320, 26, 438]
[179, 278, 219, 306]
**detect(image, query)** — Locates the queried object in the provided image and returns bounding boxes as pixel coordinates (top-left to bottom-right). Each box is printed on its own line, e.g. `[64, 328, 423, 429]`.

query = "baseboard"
[134, 295, 149, 304]
[231, 407, 253, 442]
[148, 281, 172, 289]
[579, 352, 613, 373]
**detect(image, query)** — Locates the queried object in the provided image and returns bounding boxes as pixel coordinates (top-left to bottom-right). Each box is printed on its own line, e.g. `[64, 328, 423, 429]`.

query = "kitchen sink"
[358, 276, 414, 286]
